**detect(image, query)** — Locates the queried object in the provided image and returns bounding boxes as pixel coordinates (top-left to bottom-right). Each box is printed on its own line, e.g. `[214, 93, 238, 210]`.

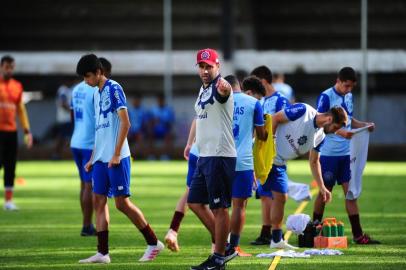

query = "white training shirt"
[194, 75, 236, 157]
[274, 103, 325, 166]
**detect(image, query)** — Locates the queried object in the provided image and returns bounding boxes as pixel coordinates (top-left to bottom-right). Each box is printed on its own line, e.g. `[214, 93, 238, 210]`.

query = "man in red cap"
[187, 48, 236, 270]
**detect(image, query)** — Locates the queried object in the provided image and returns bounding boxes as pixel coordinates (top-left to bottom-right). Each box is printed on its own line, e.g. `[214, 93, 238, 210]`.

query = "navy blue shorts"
[232, 170, 254, 199]
[186, 153, 199, 187]
[71, 147, 93, 183]
[187, 157, 236, 209]
[92, 157, 131, 197]
[320, 155, 351, 188]
[261, 165, 288, 194]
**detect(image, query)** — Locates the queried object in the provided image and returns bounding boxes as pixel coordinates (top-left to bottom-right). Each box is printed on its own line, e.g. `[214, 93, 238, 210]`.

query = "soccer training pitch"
[1, 160, 405, 270]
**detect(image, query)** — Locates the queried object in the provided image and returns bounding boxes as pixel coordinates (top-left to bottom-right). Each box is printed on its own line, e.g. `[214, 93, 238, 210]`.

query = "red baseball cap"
[196, 48, 220, 66]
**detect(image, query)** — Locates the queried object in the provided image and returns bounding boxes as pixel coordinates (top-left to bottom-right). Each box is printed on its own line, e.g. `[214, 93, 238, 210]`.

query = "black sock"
[260, 225, 271, 239]
[229, 233, 240, 249]
[170, 211, 184, 232]
[139, 224, 158, 245]
[97, 230, 109, 255]
[349, 214, 363, 238]
[271, 229, 283, 243]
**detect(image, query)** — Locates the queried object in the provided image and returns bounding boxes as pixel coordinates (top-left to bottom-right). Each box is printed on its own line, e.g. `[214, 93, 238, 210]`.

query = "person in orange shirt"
[0, 55, 33, 211]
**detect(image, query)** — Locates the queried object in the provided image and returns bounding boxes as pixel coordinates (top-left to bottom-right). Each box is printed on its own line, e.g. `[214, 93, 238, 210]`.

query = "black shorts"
[187, 156, 236, 209]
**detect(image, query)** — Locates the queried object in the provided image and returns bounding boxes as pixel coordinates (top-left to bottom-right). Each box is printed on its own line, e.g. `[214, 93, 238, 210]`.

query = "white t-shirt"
[274, 103, 325, 166]
[194, 75, 236, 157]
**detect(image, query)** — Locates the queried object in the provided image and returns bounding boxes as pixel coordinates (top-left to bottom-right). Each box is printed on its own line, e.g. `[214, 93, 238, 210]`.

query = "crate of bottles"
[314, 217, 347, 248]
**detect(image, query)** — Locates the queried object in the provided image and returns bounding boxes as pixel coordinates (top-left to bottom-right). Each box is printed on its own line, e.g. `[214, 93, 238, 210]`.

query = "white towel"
[303, 249, 343, 256]
[286, 214, 311, 235]
[256, 250, 310, 258]
[288, 180, 312, 202]
[347, 129, 370, 200]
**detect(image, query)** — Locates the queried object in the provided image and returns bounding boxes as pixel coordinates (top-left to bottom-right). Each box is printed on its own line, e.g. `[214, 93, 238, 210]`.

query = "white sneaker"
[165, 229, 179, 252]
[139, 240, 164, 262]
[270, 240, 298, 250]
[78, 252, 111, 264]
[3, 201, 19, 211]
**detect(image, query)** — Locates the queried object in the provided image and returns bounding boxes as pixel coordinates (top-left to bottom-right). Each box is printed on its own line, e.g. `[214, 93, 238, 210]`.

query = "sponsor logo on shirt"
[197, 111, 208, 119]
[285, 134, 301, 156]
[297, 135, 308, 146]
[95, 121, 110, 131]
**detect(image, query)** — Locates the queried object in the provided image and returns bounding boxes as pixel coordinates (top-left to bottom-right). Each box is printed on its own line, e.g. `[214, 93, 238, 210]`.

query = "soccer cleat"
[78, 252, 111, 264]
[250, 236, 270, 245]
[164, 229, 179, 252]
[270, 240, 298, 250]
[139, 240, 164, 262]
[354, 234, 381, 245]
[3, 201, 19, 211]
[81, 224, 96, 236]
[235, 246, 252, 257]
[190, 255, 225, 270]
[224, 246, 238, 263]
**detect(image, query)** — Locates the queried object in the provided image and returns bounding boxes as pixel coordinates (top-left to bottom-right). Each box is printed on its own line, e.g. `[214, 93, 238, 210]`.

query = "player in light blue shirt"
[76, 54, 163, 264]
[313, 67, 379, 244]
[249, 66, 290, 246]
[225, 75, 268, 255]
[70, 80, 97, 236]
[272, 73, 295, 103]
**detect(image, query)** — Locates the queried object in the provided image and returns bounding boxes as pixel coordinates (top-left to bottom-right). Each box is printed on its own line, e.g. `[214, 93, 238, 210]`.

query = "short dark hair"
[99, 57, 112, 75]
[329, 106, 348, 127]
[251, 65, 273, 84]
[1, 55, 14, 65]
[338, 67, 357, 82]
[224, 75, 240, 89]
[242, 76, 266, 97]
[76, 54, 102, 76]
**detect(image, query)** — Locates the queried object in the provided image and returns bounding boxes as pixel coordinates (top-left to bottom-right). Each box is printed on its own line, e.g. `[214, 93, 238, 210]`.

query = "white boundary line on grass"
[268, 188, 319, 270]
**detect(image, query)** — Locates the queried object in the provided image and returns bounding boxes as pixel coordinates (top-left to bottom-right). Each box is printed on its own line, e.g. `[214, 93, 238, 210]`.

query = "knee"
[232, 200, 246, 210]
[83, 183, 92, 192]
[115, 198, 128, 212]
[93, 197, 106, 211]
[187, 203, 200, 212]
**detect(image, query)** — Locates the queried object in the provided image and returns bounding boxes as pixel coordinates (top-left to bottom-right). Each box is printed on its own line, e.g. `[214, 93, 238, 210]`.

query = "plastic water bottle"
[322, 222, 331, 237]
[331, 221, 338, 237]
[337, 221, 344, 236]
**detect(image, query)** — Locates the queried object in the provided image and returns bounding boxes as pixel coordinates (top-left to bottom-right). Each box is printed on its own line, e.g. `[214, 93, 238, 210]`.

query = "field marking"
[268, 188, 319, 270]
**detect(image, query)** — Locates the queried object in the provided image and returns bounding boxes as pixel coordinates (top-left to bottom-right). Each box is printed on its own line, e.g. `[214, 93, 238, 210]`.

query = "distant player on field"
[188, 48, 236, 270]
[76, 54, 163, 264]
[70, 57, 111, 236]
[269, 103, 347, 249]
[312, 67, 380, 244]
[249, 66, 290, 246]
[0, 55, 33, 211]
[224, 75, 268, 257]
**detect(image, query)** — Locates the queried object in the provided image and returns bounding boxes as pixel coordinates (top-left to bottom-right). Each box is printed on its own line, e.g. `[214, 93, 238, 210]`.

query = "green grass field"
[1, 160, 405, 270]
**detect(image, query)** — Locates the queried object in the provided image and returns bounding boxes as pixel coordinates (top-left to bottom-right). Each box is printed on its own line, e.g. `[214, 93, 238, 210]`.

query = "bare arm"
[184, 118, 196, 160]
[271, 110, 289, 135]
[352, 117, 375, 132]
[84, 147, 95, 172]
[255, 125, 268, 141]
[108, 109, 131, 167]
[17, 101, 33, 149]
[309, 149, 331, 203]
